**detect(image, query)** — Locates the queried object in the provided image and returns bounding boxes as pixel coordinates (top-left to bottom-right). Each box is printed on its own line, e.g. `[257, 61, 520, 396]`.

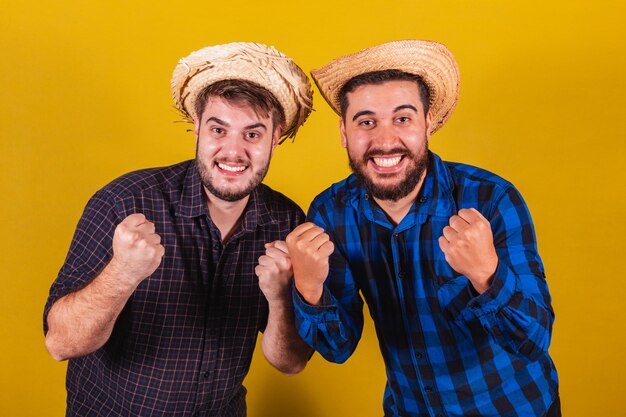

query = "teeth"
[373, 156, 401, 167]
[218, 163, 246, 172]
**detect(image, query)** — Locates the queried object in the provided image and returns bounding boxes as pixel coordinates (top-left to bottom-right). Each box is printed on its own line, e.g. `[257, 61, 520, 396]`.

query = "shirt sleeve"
[454, 186, 554, 360]
[43, 188, 121, 334]
[292, 203, 364, 364]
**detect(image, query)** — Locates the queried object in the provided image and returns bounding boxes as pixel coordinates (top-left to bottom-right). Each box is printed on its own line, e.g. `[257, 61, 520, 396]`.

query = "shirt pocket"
[431, 244, 475, 322]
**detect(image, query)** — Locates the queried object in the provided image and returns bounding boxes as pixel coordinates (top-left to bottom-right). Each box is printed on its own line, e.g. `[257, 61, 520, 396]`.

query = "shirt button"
[393, 233, 399, 239]
[213, 244, 220, 250]
[203, 371, 210, 378]
[424, 386, 433, 392]
[419, 196, 427, 203]
[398, 270, 405, 278]
[415, 351, 423, 359]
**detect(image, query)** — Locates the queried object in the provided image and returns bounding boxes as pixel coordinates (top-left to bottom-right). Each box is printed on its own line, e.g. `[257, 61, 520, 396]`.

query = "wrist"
[295, 282, 323, 306]
[105, 258, 141, 295]
[468, 263, 497, 294]
[267, 298, 294, 314]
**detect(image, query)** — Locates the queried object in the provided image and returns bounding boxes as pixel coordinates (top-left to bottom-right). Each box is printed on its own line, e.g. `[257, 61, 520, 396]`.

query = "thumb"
[271, 240, 288, 254]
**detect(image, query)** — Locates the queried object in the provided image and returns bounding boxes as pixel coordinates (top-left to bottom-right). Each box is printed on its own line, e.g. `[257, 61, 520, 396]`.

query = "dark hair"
[339, 69, 430, 119]
[194, 79, 285, 131]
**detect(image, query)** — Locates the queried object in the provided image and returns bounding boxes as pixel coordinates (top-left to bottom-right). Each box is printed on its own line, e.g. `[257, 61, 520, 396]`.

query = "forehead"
[344, 80, 423, 115]
[202, 96, 271, 122]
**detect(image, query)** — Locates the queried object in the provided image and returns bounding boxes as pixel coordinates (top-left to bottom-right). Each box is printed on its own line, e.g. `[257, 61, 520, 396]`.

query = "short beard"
[348, 144, 429, 202]
[195, 156, 271, 203]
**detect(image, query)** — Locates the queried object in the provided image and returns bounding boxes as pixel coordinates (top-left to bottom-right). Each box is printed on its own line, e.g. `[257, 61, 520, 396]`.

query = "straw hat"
[310, 40, 460, 134]
[171, 42, 313, 140]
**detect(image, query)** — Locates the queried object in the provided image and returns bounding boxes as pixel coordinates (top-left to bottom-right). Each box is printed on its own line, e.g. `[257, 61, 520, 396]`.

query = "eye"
[245, 132, 260, 140]
[358, 119, 375, 127]
[211, 127, 225, 135]
[396, 116, 411, 123]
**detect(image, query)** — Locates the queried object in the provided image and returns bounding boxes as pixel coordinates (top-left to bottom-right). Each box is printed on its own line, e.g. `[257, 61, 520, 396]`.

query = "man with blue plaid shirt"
[286, 40, 560, 416]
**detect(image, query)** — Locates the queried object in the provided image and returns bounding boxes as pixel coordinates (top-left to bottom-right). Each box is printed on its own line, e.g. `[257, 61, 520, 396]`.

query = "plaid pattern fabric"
[44, 160, 304, 417]
[293, 152, 559, 417]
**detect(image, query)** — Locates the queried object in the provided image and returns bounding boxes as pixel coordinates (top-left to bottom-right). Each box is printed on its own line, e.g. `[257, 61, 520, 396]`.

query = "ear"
[193, 114, 201, 137]
[339, 118, 348, 148]
[271, 124, 283, 151]
[425, 110, 433, 139]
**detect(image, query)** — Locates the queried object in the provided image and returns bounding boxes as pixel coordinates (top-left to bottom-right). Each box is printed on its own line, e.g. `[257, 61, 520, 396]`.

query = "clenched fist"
[109, 213, 164, 290]
[438, 208, 498, 294]
[256, 241, 292, 304]
[285, 222, 334, 305]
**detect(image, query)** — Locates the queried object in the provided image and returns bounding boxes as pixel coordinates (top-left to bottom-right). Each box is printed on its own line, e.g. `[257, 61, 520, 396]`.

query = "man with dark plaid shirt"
[286, 41, 560, 416]
[43, 42, 313, 416]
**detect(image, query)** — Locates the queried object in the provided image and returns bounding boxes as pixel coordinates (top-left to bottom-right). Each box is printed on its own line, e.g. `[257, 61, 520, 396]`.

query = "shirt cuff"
[291, 283, 340, 323]
[466, 260, 517, 317]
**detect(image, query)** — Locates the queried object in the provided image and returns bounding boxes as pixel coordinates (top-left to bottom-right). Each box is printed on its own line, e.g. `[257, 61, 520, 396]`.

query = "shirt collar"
[239, 184, 279, 232]
[422, 151, 458, 218]
[176, 161, 207, 218]
[350, 151, 458, 226]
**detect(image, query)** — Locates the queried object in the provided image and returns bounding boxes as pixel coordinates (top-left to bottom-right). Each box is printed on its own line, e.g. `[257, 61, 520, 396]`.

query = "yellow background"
[2, 0, 624, 415]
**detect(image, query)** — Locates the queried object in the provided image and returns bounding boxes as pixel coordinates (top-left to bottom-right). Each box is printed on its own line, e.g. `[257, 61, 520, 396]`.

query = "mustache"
[362, 147, 414, 161]
[214, 158, 249, 164]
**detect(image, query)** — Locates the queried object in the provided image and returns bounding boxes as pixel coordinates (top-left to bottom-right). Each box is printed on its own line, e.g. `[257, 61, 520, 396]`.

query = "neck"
[204, 190, 250, 243]
[373, 170, 427, 227]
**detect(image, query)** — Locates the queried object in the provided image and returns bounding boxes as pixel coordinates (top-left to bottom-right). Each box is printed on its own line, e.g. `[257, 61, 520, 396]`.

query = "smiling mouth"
[371, 155, 404, 168]
[216, 162, 248, 173]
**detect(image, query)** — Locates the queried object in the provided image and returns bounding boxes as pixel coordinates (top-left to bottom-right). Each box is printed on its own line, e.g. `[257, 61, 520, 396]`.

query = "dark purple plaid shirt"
[44, 160, 304, 417]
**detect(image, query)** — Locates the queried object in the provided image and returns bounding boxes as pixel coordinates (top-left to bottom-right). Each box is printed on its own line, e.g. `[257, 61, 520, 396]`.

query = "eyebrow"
[244, 123, 267, 131]
[352, 110, 375, 121]
[205, 116, 229, 126]
[394, 104, 419, 113]
[351, 104, 419, 122]
[204, 118, 267, 131]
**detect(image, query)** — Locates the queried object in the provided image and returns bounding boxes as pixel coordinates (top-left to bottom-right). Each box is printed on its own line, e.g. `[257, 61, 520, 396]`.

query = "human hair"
[339, 69, 431, 119]
[194, 79, 285, 131]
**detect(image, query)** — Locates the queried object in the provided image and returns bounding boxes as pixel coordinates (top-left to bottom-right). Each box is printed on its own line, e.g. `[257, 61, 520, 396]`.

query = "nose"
[372, 123, 400, 149]
[220, 134, 246, 159]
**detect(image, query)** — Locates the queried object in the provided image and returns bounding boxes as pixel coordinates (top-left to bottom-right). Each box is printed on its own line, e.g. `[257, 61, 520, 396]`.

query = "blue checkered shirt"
[44, 160, 304, 417]
[293, 152, 559, 417]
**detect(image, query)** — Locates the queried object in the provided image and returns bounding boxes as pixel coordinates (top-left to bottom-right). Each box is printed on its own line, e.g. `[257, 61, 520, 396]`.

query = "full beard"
[349, 143, 429, 202]
[195, 156, 271, 202]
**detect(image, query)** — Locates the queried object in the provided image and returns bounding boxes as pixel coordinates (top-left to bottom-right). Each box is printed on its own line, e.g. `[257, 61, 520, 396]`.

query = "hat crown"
[171, 42, 313, 140]
[311, 40, 460, 135]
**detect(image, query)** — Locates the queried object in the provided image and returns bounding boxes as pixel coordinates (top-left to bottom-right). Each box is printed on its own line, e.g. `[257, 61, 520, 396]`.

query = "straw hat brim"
[310, 40, 460, 134]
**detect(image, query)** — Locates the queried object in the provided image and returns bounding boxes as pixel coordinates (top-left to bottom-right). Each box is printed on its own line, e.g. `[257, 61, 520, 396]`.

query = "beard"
[195, 153, 271, 202]
[348, 141, 429, 202]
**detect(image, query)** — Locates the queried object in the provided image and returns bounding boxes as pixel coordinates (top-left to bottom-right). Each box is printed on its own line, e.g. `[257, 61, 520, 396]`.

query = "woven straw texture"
[171, 42, 313, 139]
[310, 40, 460, 134]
